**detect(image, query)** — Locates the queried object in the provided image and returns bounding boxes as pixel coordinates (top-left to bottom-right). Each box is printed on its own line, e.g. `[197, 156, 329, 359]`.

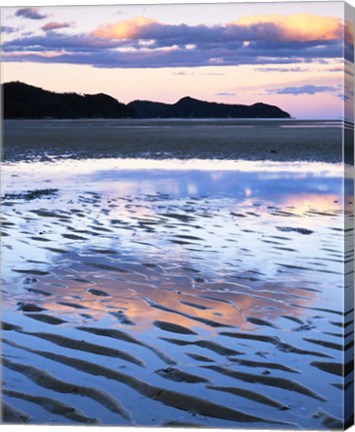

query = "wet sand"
[3, 119, 348, 162]
[1, 154, 351, 428]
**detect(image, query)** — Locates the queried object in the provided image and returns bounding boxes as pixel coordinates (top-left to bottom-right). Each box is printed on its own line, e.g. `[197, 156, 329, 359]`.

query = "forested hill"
[2, 82, 135, 119]
[128, 96, 291, 119]
[3, 82, 291, 119]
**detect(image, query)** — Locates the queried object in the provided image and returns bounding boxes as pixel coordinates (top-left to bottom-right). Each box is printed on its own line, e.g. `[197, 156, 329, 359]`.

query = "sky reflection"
[2, 158, 343, 307]
[1, 157, 346, 427]
[3, 158, 344, 205]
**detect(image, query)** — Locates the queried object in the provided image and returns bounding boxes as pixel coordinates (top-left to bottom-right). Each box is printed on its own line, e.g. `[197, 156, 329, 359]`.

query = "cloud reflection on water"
[2, 158, 343, 334]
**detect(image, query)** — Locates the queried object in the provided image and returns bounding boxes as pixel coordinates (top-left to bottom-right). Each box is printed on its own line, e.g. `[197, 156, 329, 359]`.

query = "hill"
[2, 82, 135, 119]
[2, 82, 291, 119]
[128, 96, 290, 118]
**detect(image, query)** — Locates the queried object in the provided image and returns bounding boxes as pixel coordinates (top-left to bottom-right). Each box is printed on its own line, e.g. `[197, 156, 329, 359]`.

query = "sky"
[1, 1, 354, 119]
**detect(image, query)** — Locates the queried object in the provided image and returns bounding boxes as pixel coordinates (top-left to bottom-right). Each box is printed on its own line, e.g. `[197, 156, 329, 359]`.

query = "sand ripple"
[1, 159, 348, 428]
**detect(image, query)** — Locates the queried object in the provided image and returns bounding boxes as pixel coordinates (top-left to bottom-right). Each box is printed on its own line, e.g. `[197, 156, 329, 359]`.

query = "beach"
[3, 119, 347, 162]
[1, 119, 352, 428]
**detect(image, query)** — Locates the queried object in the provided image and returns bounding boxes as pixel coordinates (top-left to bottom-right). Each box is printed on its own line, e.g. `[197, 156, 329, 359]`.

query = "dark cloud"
[345, 41, 354, 63]
[3, 33, 121, 52]
[42, 22, 74, 32]
[91, 15, 344, 45]
[324, 66, 344, 72]
[0, 49, 312, 69]
[15, 7, 48, 20]
[268, 85, 338, 95]
[0, 25, 19, 34]
[1, 16, 347, 69]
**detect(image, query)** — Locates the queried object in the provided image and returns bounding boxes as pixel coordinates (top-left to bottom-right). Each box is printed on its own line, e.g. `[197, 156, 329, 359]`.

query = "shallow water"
[1, 158, 351, 428]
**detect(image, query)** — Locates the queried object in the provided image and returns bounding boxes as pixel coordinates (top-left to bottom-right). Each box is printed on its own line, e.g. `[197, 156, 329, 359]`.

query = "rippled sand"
[1, 158, 352, 428]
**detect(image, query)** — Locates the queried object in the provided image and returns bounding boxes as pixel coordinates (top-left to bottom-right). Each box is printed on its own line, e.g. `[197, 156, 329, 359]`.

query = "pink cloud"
[91, 17, 156, 39]
[92, 14, 343, 44]
[42, 21, 75, 32]
[233, 14, 342, 42]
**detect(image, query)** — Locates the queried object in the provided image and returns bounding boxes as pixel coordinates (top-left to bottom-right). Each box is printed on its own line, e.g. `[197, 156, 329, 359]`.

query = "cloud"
[216, 92, 236, 96]
[1, 34, 343, 68]
[2, 13, 348, 69]
[172, 71, 195, 75]
[234, 14, 342, 42]
[202, 72, 225, 76]
[3, 33, 121, 52]
[345, 20, 354, 46]
[92, 14, 342, 44]
[268, 85, 338, 95]
[0, 25, 19, 34]
[15, 7, 48, 20]
[255, 66, 309, 72]
[4, 49, 73, 59]
[92, 17, 157, 39]
[324, 66, 344, 72]
[42, 22, 75, 32]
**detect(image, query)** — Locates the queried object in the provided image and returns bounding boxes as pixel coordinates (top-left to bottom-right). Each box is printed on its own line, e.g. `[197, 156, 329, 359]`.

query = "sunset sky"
[1, 1, 353, 119]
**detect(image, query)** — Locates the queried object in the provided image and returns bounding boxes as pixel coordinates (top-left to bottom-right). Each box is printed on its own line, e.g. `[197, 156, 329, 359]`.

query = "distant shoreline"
[3, 81, 291, 120]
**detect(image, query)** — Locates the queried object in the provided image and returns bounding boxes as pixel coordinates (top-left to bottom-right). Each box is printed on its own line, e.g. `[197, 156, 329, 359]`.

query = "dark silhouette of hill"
[128, 96, 290, 118]
[3, 82, 135, 119]
[127, 100, 171, 118]
[3, 82, 291, 119]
